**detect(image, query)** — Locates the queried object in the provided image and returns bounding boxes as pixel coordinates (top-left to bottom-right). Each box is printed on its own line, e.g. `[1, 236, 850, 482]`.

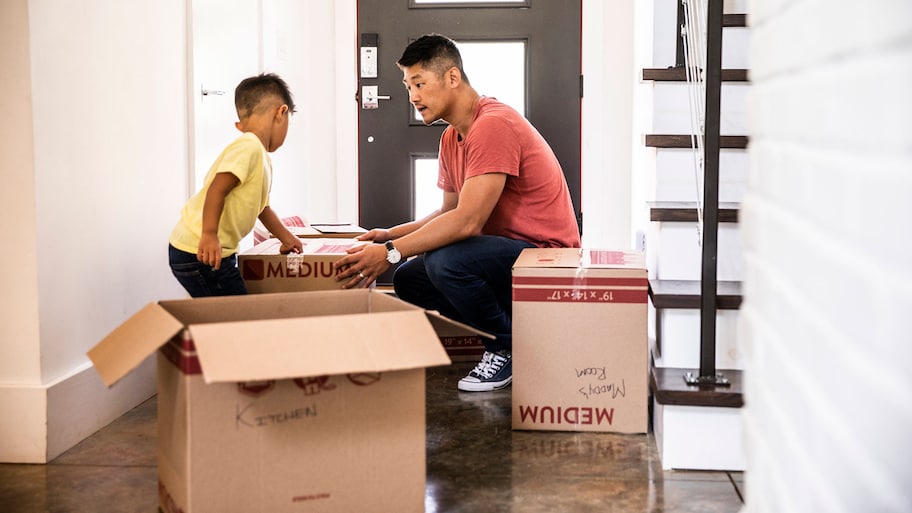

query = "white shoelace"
[470, 352, 494, 377]
[473, 351, 508, 379]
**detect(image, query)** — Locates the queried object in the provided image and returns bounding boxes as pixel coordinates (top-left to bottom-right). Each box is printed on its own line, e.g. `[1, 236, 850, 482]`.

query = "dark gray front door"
[357, 0, 582, 234]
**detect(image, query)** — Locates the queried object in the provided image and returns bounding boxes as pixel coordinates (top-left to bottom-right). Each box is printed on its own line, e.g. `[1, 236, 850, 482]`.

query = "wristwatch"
[385, 240, 402, 264]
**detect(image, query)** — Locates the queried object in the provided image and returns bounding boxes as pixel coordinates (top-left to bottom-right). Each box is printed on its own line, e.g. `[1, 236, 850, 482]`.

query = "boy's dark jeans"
[168, 245, 248, 297]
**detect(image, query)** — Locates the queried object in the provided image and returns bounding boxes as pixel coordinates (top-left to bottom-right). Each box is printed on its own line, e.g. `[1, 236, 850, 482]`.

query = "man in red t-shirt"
[336, 34, 580, 392]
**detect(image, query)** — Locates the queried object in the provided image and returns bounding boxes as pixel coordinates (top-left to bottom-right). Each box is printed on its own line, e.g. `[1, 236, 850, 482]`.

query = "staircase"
[642, 0, 749, 471]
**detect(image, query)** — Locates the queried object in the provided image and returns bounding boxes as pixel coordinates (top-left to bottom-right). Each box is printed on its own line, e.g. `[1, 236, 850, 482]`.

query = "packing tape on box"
[287, 253, 304, 271]
[572, 248, 589, 298]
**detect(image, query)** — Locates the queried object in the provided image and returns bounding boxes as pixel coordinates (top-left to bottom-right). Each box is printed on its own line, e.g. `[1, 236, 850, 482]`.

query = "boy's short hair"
[235, 73, 296, 120]
[397, 33, 470, 84]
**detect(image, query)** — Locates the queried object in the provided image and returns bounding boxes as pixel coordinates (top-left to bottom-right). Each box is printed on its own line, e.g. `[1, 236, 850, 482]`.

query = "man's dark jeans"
[393, 236, 535, 352]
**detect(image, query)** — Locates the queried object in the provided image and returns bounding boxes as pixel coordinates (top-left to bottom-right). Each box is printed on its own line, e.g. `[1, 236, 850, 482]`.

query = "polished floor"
[0, 362, 744, 512]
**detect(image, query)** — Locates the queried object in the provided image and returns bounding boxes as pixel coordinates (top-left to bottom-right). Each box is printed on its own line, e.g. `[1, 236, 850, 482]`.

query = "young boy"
[168, 73, 303, 297]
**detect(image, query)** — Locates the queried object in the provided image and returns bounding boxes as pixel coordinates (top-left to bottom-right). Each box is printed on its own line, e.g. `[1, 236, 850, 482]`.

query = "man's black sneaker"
[457, 350, 512, 392]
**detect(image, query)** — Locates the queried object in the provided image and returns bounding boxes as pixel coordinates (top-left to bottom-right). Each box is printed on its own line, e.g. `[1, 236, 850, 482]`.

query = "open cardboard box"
[511, 248, 649, 434]
[88, 289, 491, 513]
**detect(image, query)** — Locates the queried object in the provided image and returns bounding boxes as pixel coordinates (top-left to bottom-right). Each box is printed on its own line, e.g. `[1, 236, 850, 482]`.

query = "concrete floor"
[0, 361, 744, 512]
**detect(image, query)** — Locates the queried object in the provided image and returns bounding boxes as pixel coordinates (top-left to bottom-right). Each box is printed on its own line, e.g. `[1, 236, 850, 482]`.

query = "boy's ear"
[276, 104, 289, 120]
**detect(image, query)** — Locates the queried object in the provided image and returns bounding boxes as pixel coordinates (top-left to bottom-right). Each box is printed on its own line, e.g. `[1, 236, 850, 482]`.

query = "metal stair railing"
[677, 0, 730, 387]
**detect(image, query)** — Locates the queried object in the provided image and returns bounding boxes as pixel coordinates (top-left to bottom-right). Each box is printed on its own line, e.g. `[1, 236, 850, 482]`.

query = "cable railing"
[682, 0, 707, 245]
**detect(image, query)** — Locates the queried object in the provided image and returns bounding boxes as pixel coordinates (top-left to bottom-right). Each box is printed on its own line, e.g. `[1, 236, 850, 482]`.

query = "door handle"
[201, 85, 226, 100]
[361, 85, 391, 109]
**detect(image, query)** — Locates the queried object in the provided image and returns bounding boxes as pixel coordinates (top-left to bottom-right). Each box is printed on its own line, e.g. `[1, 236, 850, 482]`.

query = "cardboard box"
[239, 238, 368, 293]
[88, 289, 490, 513]
[511, 248, 649, 434]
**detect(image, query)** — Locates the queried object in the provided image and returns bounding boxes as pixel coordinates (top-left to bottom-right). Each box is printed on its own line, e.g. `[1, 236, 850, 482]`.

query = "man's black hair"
[235, 73, 296, 119]
[397, 33, 470, 84]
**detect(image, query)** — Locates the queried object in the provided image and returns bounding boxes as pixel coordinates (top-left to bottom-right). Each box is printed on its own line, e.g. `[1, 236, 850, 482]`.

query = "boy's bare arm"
[258, 206, 303, 254]
[199, 172, 239, 270]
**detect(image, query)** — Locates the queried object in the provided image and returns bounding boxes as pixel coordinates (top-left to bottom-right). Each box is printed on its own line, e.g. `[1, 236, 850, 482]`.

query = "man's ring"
[358, 272, 365, 279]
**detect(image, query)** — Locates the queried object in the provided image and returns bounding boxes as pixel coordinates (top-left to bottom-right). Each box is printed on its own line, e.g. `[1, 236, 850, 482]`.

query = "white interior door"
[189, 0, 261, 193]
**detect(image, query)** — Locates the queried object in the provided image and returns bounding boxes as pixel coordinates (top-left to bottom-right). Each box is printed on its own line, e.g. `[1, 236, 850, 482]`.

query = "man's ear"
[276, 104, 289, 120]
[446, 67, 462, 88]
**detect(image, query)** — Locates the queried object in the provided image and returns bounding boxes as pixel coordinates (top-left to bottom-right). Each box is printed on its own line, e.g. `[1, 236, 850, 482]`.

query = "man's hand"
[334, 243, 391, 289]
[198, 233, 222, 269]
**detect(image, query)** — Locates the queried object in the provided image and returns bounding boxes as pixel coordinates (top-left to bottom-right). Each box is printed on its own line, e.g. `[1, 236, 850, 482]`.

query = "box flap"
[188, 310, 451, 383]
[87, 303, 185, 387]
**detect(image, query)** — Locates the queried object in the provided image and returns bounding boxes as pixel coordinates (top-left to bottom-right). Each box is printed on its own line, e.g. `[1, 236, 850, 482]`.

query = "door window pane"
[412, 40, 526, 122]
[413, 157, 442, 221]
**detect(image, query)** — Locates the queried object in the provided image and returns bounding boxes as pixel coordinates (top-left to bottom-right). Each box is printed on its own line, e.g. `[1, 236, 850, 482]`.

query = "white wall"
[29, 0, 189, 381]
[581, 0, 637, 249]
[0, 0, 45, 461]
[1, 0, 188, 462]
[0, 0, 41, 387]
[741, 0, 912, 511]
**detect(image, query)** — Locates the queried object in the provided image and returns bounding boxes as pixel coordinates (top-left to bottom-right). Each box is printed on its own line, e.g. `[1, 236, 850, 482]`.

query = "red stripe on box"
[177, 331, 195, 351]
[513, 287, 647, 304]
[513, 276, 647, 287]
[159, 339, 202, 375]
[444, 347, 485, 356]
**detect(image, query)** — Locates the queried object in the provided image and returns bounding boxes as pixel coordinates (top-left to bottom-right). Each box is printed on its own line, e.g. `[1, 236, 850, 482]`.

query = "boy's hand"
[198, 233, 223, 270]
[278, 235, 303, 255]
[357, 228, 391, 243]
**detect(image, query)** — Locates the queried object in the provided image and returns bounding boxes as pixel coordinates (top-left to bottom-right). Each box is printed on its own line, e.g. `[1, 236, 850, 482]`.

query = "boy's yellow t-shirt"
[169, 132, 272, 257]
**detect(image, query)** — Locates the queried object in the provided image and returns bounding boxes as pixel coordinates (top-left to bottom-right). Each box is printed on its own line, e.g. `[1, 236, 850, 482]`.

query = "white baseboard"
[0, 357, 155, 463]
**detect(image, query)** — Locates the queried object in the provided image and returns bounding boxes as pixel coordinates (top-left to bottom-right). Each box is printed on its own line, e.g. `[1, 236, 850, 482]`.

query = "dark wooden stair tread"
[645, 134, 748, 149]
[648, 201, 740, 223]
[651, 366, 744, 408]
[648, 279, 742, 309]
[642, 68, 749, 82]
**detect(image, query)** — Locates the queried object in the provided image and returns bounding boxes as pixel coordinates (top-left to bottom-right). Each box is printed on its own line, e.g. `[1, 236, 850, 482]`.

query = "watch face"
[387, 248, 401, 264]
[385, 241, 401, 264]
